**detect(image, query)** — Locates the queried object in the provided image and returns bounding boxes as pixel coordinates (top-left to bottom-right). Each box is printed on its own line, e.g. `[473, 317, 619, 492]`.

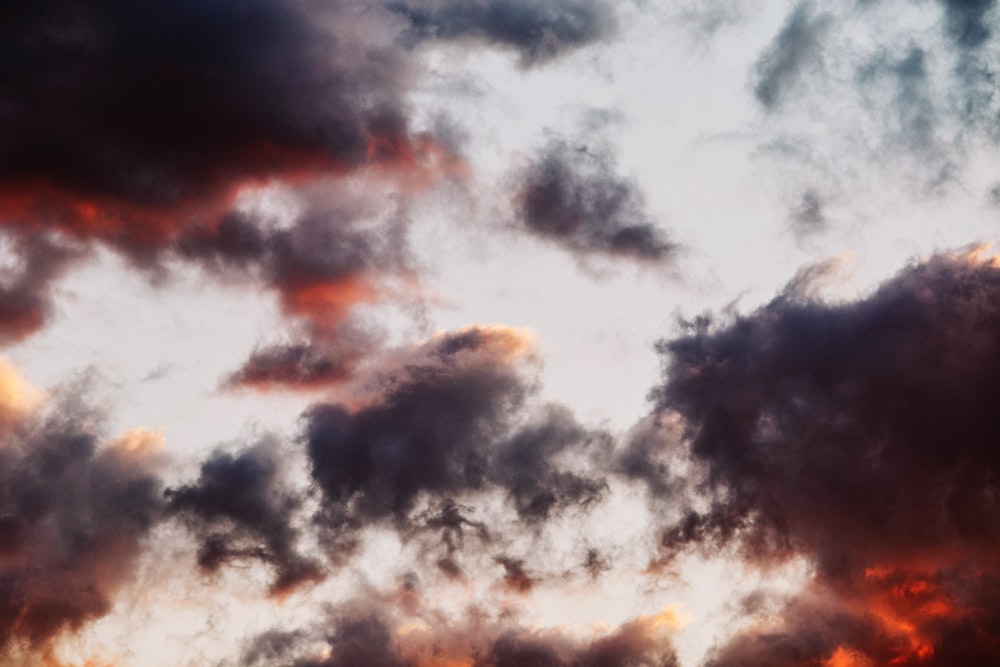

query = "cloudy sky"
[4, 1, 1000, 665]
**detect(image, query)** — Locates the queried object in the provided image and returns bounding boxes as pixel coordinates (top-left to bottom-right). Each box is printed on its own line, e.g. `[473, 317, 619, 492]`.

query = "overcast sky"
[4, 1, 1000, 666]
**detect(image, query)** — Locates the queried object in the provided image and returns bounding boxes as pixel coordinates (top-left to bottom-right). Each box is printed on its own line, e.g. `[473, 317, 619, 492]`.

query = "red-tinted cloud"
[652, 248, 1000, 664]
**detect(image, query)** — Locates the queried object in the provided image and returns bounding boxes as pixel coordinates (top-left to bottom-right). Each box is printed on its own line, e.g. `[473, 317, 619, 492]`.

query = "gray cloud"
[651, 248, 1000, 664]
[0, 383, 163, 655]
[514, 138, 676, 265]
[384, 0, 617, 67]
[753, 3, 833, 110]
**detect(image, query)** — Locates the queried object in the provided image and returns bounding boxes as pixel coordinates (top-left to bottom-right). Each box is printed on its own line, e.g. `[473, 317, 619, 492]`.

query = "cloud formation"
[241, 603, 680, 667]
[653, 247, 1000, 664]
[304, 326, 610, 561]
[752, 3, 832, 110]
[514, 138, 676, 265]
[0, 0, 417, 230]
[0, 232, 86, 343]
[166, 439, 322, 596]
[0, 372, 162, 656]
[385, 0, 617, 66]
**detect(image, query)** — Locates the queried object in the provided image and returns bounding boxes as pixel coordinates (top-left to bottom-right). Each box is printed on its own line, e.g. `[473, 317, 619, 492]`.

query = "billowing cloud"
[0, 232, 86, 343]
[385, 0, 617, 66]
[0, 372, 163, 656]
[653, 247, 1000, 664]
[166, 439, 322, 596]
[0, 0, 417, 245]
[304, 326, 609, 557]
[514, 138, 676, 265]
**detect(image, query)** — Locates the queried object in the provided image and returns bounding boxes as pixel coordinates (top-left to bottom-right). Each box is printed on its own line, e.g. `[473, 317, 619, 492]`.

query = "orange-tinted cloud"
[0, 382, 163, 658]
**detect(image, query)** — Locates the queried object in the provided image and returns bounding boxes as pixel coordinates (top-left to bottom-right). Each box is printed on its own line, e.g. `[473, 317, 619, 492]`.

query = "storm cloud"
[653, 247, 1000, 664]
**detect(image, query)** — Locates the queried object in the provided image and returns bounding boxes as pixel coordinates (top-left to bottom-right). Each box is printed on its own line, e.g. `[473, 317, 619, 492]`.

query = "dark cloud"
[166, 439, 323, 596]
[242, 604, 679, 667]
[179, 205, 412, 388]
[472, 614, 681, 667]
[222, 342, 361, 392]
[243, 612, 408, 667]
[0, 0, 417, 248]
[415, 497, 490, 580]
[179, 201, 413, 330]
[0, 0, 464, 356]
[939, 0, 996, 50]
[753, 3, 833, 110]
[303, 326, 608, 550]
[385, 0, 616, 66]
[514, 139, 676, 264]
[653, 248, 1000, 663]
[0, 383, 163, 654]
[0, 232, 86, 344]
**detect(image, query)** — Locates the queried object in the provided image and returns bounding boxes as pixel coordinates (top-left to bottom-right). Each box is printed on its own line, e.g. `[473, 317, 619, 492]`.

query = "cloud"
[178, 202, 413, 389]
[752, 2, 833, 110]
[165, 439, 323, 596]
[303, 325, 609, 555]
[939, 0, 996, 50]
[0, 0, 417, 245]
[384, 0, 617, 67]
[0, 374, 163, 656]
[0, 0, 462, 356]
[0, 233, 87, 344]
[651, 247, 1000, 664]
[241, 602, 680, 667]
[221, 342, 359, 392]
[513, 138, 676, 265]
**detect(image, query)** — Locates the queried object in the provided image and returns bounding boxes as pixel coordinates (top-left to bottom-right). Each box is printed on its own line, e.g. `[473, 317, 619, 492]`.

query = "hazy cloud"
[514, 138, 676, 265]
[385, 0, 617, 66]
[753, 3, 833, 110]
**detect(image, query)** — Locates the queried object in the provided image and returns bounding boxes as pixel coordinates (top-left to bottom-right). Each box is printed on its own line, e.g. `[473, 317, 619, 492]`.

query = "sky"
[3, 1, 1000, 666]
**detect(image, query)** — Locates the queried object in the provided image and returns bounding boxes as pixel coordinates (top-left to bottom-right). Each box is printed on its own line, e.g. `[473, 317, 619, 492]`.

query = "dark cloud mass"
[304, 326, 608, 550]
[515, 139, 676, 264]
[940, 0, 996, 49]
[221, 342, 358, 392]
[0, 0, 445, 388]
[0, 232, 87, 343]
[0, 0, 414, 235]
[242, 605, 679, 667]
[166, 440, 322, 596]
[654, 248, 1000, 664]
[179, 206, 411, 388]
[0, 384, 162, 655]
[385, 0, 617, 66]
